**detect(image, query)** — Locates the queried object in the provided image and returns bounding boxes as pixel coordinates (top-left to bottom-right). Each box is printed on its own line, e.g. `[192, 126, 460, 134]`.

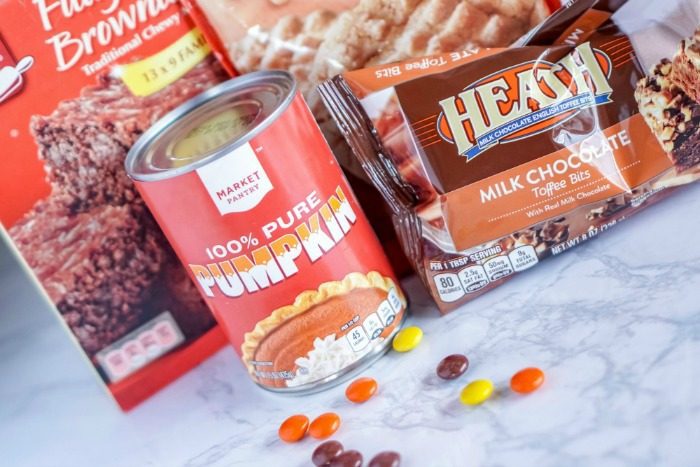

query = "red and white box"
[0, 0, 230, 410]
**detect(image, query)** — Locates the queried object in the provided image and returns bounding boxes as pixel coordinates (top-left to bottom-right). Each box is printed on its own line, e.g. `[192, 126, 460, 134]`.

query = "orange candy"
[309, 412, 341, 439]
[278, 414, 310, 443]
[510, 367, 545, 394]
[345, 377, 378, 403]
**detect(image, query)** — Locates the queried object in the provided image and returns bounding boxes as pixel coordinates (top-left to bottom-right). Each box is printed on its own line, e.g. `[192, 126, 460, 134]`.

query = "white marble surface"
[2, 184, 700, 467]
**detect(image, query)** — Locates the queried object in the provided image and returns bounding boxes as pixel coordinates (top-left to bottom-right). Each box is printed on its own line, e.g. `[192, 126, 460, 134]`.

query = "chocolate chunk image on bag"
[672, 28, 700, 103]
[635, 59, 700, 171]
[499, 218, 569, 258]
[320, 0, 700, 312]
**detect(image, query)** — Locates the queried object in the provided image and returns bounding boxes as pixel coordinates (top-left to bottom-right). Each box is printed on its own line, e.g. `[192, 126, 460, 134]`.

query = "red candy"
[278, 414, 309, 443]
[510, 367, 545, 394]
[345, 377, 378, 403]
[309, 412, 341, 439]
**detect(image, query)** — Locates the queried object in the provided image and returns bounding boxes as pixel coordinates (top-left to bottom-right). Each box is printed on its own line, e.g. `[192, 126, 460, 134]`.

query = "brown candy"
[329, 450, 363, 467]
[369, 451, 401, 467]
[312, 440, 344, 466]
[436, 354, 469, 380]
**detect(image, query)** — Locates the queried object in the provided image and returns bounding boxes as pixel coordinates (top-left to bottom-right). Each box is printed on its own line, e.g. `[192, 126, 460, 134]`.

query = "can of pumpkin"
[126, 71, 406, 392]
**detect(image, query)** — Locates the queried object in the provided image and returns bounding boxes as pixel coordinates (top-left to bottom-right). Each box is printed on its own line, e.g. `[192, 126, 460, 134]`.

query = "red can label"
[135, 92, 406, 389]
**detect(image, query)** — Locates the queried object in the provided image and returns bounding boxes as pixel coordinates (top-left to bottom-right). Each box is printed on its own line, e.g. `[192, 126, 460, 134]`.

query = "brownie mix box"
[0, 0, 230, 410]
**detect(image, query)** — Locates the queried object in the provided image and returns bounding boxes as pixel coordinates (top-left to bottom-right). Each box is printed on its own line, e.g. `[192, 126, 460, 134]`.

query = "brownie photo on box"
[146, 252, 219, 339]
[9, 57, 225, 368]
[32, 58, 224, 213]
[9, 198, 164, 354]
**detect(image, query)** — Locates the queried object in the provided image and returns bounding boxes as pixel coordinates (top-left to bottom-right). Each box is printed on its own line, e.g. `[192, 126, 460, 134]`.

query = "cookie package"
[182, 0, 559, 277]
[0, 1, 229, 409]
[320, 0, 700, 313]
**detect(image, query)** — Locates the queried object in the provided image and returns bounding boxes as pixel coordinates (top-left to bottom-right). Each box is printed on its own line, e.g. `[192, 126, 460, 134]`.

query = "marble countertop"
[2, 184, 700, 467]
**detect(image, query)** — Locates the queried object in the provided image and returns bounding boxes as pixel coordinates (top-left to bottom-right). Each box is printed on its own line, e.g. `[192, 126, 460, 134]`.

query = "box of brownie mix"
[0, 0, 231, 410]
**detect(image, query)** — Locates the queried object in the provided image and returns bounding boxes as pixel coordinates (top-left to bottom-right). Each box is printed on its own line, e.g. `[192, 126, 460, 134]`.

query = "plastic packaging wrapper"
[320, 0, 700, 312]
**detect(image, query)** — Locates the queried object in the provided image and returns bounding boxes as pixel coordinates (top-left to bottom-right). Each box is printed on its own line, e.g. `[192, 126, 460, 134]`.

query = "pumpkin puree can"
[126, 71, 406, 392]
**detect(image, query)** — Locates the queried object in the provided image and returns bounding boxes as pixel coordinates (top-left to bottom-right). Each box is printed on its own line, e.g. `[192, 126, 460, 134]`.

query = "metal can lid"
[126, 70, 296, 182]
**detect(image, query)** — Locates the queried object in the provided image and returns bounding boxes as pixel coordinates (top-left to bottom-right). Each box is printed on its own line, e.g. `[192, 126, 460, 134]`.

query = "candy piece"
[510, 367, 545, 394]
[329, 450, 363, 467]
[278, 414, 309, 443]
[436, 354, 469, 380]
[309, 412, 341, 439]
[392, 326, 423, 352]
[369, 451, 401, 467]
[312, 440, 344, 466]
[345, 377, 378, 403]
[460, 379, 494, 405]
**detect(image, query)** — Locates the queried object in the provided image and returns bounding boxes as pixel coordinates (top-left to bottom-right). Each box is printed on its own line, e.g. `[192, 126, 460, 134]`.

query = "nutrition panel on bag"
[432, 246, 539, 303]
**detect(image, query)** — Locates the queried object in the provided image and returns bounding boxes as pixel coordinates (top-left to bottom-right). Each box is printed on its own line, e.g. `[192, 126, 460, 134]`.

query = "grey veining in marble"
[2, 184, 700, 467]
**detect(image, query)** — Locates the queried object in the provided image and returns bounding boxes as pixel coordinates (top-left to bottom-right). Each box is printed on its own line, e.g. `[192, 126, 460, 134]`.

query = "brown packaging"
[320, 0, 700, 312]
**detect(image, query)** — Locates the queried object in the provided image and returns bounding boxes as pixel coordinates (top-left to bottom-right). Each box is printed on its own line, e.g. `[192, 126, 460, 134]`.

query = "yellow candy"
[460, 379, 494, 405]
[392, 326, 423, 352]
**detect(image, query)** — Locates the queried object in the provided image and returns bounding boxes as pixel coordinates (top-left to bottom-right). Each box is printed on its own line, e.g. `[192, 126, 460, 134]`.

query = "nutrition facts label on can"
[377, 298, 397, 326]
[347, 325, 370, 352]
[433, 246, 539, 303]
[387, 288, 403, 314]
[362, 313, 384, 340]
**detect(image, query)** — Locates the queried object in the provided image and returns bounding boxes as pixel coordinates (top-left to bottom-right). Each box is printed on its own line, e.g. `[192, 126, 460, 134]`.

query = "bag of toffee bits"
[320, 0, 700, 313]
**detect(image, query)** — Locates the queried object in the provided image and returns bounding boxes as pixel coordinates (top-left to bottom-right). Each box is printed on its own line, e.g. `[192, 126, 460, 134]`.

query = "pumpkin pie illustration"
[241, 271, 406, 388]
